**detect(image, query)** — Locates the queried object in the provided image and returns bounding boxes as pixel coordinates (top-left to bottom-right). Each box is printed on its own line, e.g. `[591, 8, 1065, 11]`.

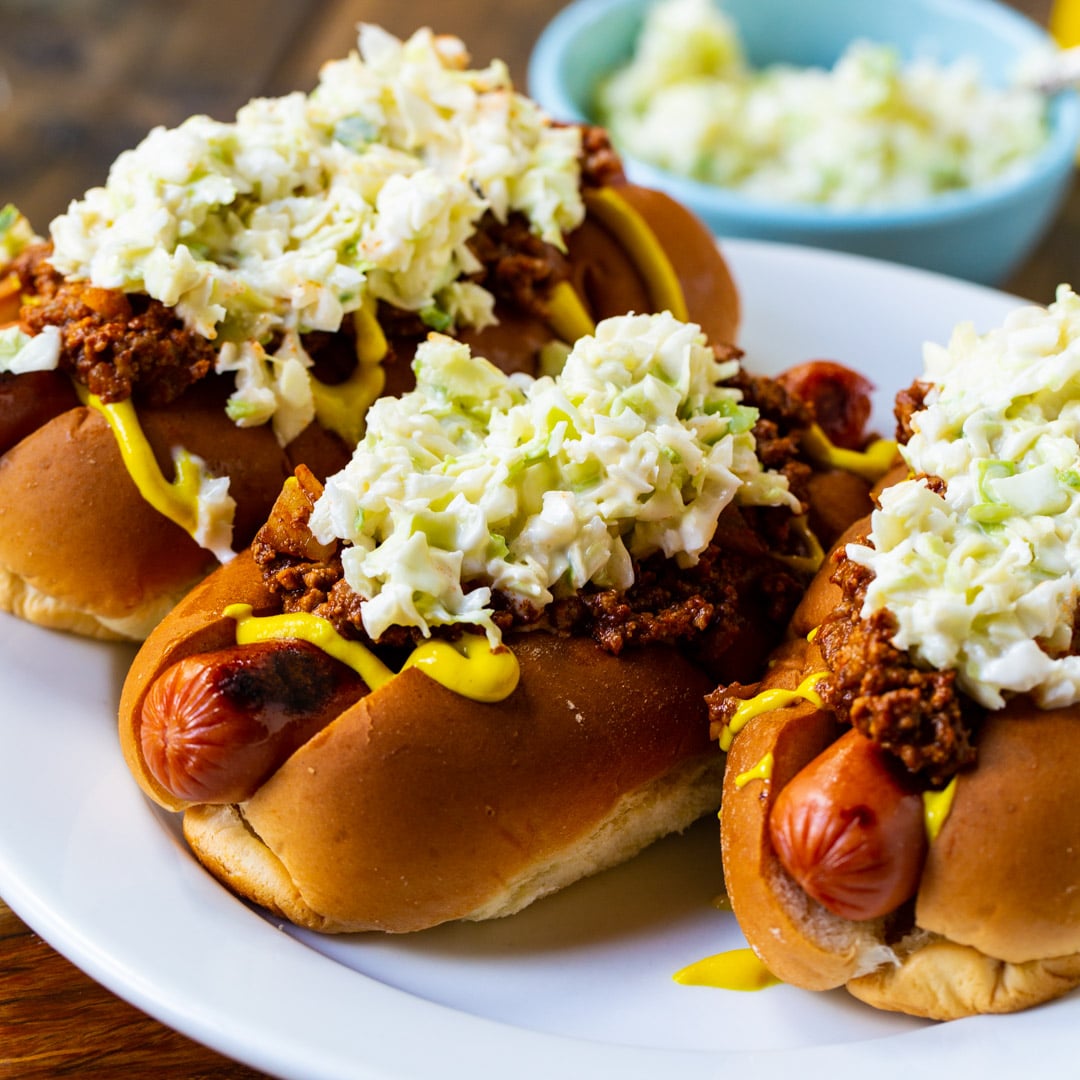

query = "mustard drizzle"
[802, 423, 898, 483]
[224, 603, 520, 703]
[718, 671, 829, 752]
[734, 751, 774, 790]
[582, 187, 689, 321]
[75, 297, 389, 557]
[77, 386, 207, 540]
[546, 281, 596, 343]
[773, 515, 825, 576]
[674, 948, 781, 991]
[310, 297, 388, 447]
[923, 776, 958, 842]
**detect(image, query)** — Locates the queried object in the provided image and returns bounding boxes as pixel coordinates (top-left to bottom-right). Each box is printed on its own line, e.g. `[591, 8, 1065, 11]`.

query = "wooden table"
[0, 0, 1075, 1075]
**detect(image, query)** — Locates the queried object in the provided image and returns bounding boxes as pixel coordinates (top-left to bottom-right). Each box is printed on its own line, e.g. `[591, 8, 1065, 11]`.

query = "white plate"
[0, 240, 1074, 1080]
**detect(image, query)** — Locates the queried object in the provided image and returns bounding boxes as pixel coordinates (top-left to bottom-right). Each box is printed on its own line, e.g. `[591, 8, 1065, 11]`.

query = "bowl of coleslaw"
[529, 0, 1080, 284]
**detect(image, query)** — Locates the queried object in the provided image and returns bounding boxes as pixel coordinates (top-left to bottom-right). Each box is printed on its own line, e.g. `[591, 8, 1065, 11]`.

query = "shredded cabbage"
[310, 312, 799, 643]
[597, 0, 1048, 208]
[0, 205, 39, 262]
[849, 285, 1080, 709]
[43, 26, 584, 436]
[0, 325, 61, 374]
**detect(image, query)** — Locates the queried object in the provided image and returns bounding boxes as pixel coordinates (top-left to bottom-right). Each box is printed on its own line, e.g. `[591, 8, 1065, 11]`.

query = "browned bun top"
[118, 547, 278, 811]
[0, 406, 214, 633]
[0, 369, 79, 456]
[199, 629, 719, 932]
[916, 698, 1080, 965]
[568, 182, 740, 347]
[0, 376, 318, 639]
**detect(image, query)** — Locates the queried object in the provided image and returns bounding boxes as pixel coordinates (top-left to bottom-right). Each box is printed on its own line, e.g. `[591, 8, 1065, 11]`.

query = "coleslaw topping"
[597, 0, 1048, 209]
[41, 26, 584, 435]
[849, 285, 1080, 709]
[309, 311, 799, 643]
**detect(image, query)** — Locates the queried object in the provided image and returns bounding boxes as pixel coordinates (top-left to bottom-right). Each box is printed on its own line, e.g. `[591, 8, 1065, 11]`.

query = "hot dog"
[139, 637, 368, 805]
[768, 726, 927, 922]
[711, 286, 1080, 1018]
[0, 24, 740, 642]
[119, 309, 874, 933]
[776, 361, 874, 451]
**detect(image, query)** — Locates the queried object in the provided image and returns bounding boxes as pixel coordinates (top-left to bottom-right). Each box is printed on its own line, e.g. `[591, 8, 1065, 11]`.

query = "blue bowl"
[529, 0, 1080, 284]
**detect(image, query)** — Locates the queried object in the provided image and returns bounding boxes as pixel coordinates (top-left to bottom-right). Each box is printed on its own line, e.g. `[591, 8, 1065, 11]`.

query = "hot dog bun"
[716, 517, 1080, 1019]
[566, 182, 740, 348]
[716, 286, 1080, 1018]
[116, 298, 861, 934]
[121, 545, 724, 932]
[848, 701, 1080, 1017]
[0, 178, 740, 642]
[718, 635, 896, 992]
[0, 379, 306, 640]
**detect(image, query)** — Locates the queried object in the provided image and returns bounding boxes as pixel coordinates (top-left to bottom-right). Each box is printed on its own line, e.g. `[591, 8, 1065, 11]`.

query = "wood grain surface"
[0, 0, 1075, 1076]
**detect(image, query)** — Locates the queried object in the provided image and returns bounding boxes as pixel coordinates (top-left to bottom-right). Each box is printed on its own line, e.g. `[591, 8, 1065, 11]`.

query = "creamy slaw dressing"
[597, 0, 1048, 209]
[850, 285, 1080, 709]
[33, 26, 583, 438]
[310, 312, 798, 644]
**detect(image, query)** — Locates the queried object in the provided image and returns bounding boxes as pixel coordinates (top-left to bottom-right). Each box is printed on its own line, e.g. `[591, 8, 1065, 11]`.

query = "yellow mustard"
[310, 298, 388, 447]
[734, 751, 774, 790]
[400, 634, 521, 703]
[802, 423, 898, 483]
[1052, 0, 1080, 47]
[224, 603, 520, 703]
[674, 948, 781, 991]
[79, 389, 205, 538]
[546, 281, 597, 343]
[773, 515, 825, 576]
[544, 187, 691, 349]
[922, 776, 958, 843]
[717, 671, 828, 752]
[583, 187, 689, 321]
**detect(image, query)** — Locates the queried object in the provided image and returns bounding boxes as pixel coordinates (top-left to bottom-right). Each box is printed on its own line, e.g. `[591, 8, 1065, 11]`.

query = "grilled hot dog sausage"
[769, 727, 928, 921]
[778, 360, 875, 451]
[140, 639, 366, 804]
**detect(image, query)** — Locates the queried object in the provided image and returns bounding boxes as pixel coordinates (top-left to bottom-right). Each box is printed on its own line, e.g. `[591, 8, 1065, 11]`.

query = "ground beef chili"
[253, 499, 807, 679]
[542, 506, 806, 656]
[815, 538, 977, 786]
[13, 242, 216, 406]
[577, 125, 626, 188]
[894, 379, 933, 445]
[6, 241, 61, 302]
[727, 364, 815, 541]
[466, 211, 570, 318]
